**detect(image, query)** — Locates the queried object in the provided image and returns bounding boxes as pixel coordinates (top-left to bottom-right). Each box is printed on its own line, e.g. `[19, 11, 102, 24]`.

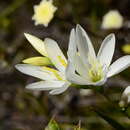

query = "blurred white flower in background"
[122, 44, 130, 54]
[80, 89, 93, 96]
[66, 25, 130, 86]
[119, 86, 130, 107]
[101, 10, 123, 29]
[32, 0, 57, 27]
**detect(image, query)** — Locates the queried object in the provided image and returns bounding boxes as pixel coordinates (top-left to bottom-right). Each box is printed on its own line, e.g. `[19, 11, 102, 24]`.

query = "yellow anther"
[88, 68, 103, 82]
[88, 57, 103, 82]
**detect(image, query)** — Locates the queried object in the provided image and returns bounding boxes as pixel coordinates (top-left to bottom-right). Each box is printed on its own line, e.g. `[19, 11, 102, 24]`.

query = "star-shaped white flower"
[15, 34, 70, 95]
[66, 25, 130, 86]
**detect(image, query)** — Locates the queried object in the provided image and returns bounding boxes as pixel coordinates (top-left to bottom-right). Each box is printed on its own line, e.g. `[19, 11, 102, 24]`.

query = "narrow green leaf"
[94, 109, 126, 130]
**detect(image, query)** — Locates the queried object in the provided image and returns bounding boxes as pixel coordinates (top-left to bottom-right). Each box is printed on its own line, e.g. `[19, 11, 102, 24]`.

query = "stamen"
[88, 57, 103, 82]
[42, 67, 63, 80]
[57, 55, 67, 67]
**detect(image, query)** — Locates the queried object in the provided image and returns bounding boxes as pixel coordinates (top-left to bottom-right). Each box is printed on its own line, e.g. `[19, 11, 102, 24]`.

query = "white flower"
[101, 10, 123, 29]
[119, 86, 130, 107]
[32, 0, 57, 27]
[66, 25, 130, 86]
[80, 89, 93, 96]
[15, 33, 70, 95]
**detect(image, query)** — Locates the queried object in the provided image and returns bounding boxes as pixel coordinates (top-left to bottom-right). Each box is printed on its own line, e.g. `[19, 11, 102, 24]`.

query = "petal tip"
[76, 24, 82, 30]
[24, 33, 35, 41]
[15, 64, 24, 72]
[70, 28, 75, 33]
[109, 33, 116, 40]
[26, 85, 31, 89]
[15, 64, 20, 69]
[44, 37, 51, 41]
[24, 33, 30, 38]
[44, 37, 56, 46]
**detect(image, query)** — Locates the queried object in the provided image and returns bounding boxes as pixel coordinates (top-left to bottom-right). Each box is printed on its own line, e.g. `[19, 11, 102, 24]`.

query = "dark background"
[1, 0, 130, 129]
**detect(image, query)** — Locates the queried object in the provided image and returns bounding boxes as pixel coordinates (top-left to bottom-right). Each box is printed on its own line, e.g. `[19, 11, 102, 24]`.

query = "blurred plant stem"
[121, 107, 130, 119]
[0, 0, 26, 17]
[92, 108, 126, 130]
[23, 93, 46, 115]
[0, 0, 26, 28]
[94, 85, 130, 120]
[73, 121, 81, 130]
[75, 83, 130, 128]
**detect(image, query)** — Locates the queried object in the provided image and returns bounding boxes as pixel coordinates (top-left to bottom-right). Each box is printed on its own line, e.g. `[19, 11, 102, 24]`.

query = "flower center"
[88, 57, 103, 82]
[88, 66, 103, 82]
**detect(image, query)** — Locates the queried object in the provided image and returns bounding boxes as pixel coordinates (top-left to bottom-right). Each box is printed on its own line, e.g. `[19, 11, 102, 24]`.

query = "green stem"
[0, 0, 26, 18]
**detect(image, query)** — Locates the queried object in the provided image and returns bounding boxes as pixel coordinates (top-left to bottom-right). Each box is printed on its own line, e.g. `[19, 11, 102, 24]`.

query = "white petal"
[76, 25, 96, 64]
[123, 86, 130, 95]
[76, 25, 89, 65]
[15, 64, 56, 80]
[24, 33, 48, 56]
[73, 54, 89, 78]
[97, 34, 115, 67]
[49, 82, 70, 95]
[42, 66, 65, 81]
[26, 81, 66, 90]
[67, 28, 77, 61]
[22, 56, 52, 66]
[67, 29, 89, 78]
[66, 61, 91, 85]
[44, 38, 67, 72]
[107, 55, 130, 78]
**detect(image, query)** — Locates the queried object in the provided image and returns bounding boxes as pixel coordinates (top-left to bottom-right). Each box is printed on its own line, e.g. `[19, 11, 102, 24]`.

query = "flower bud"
[119, 86, 130, 108]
